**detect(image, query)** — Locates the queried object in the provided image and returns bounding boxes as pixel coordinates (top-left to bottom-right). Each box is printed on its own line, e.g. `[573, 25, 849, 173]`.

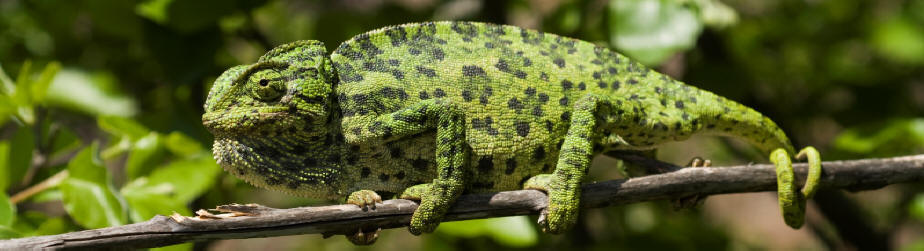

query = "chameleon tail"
[697, 92, 822, 229]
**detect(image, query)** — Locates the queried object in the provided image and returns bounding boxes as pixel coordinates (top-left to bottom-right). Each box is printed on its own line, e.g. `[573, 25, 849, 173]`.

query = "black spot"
[379, 173, 390, 182]
[462, 90, 473, 102]
[508, 98, 524, 110]
[462, 65, 487, 77]
[477, 156, 494, 172]
[484, 42, 495, 48]
[495, 59, 510, 72]
[416, 65, 437, 77]
[559, 97, 569, 106]
[409, 159, 428, 171]
[515, 121, 530, 137]
[514, 71, 527, 79]
[675, 101, 685, 109]
[523, 58, 532, 66]
[408, 47, 421, 55]
[545, 120, 554, 131]
[395, 171, 406, 180]
[525, 87, 536, 96]
[561, 80, 573, 90]
[505, 158, 517, 174]
[434, 88, 446, 98]
[361, 167, 371, 178]
[553, 58, 565, 68]
[390, 147, 402, 158]
[578, 82, 586, 90]
[612, 81, 621, 89]
[628, 79, 638, 85]
[538, 93, 549, 102]
[592, 72, 601, 79]
[532, 106, 543, 116]
[419, 91, 430, 99]
[479, 95, 489, 104]
[561, 111, 571, 121]
[598, 81, 607, 88]
[540, 72, 549, 81]
[431, 48, 445, 60]
[533, 147, 546, 161]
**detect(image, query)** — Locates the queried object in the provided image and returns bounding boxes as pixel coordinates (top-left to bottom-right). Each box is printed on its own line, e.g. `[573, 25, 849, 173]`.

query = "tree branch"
[2, 154, 923, 250]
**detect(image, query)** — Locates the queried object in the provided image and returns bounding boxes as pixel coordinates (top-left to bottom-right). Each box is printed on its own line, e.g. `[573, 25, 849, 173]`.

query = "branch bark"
[2, 154, 923, 250]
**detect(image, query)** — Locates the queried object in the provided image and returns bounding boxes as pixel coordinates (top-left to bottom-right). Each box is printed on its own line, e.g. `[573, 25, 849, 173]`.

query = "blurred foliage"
[0, 0, 922, 250]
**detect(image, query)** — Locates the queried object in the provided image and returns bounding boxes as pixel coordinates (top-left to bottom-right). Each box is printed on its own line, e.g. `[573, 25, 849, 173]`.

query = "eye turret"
[248, 69, 285, 101]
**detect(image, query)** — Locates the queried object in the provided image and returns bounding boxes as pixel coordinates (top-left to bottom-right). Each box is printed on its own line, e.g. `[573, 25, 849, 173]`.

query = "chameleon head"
[202, 40, 345, 198]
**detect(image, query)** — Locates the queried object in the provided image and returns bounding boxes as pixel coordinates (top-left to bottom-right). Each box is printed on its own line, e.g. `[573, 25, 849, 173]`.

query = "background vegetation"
[1, 0, 923, 250]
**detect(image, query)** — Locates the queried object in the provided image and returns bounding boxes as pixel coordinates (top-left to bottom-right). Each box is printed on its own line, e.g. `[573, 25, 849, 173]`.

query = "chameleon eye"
[249, 70, 285, 101]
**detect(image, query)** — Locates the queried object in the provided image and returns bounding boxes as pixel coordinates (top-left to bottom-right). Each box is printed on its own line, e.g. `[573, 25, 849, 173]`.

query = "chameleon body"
[202, 21, 821, 242]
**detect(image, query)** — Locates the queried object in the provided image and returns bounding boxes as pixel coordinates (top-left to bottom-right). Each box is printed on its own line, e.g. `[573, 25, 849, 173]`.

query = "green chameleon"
[202, 21, 822, 244]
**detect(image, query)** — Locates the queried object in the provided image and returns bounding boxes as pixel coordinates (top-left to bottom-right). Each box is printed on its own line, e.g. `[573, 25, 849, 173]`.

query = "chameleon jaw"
[202, 106, 293, 135]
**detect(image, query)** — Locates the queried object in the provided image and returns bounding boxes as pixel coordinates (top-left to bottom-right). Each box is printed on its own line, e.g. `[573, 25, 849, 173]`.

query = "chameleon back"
[330, 21, 792, 192]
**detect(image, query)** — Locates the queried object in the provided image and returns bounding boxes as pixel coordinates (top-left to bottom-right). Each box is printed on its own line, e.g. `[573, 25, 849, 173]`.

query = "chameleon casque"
[202, 21, 822, 244]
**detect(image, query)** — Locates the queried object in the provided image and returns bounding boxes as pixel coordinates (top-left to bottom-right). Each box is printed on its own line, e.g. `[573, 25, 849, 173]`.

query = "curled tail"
[689, 88, 821, 229]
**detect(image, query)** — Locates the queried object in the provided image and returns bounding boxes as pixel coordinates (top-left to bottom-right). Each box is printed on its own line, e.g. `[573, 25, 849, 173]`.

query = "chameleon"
[202, 21, 822, 244]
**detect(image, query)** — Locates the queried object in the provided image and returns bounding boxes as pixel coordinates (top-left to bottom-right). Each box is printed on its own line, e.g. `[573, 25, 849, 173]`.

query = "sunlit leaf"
[151, 243, 193, 251]
[136, 0, 174, 25]
[692, 0, 738, 29]
[0, 193, 14, 227]
[126, 132, 167, 179]
[60, 144, 127, 229]
[164, 131, 203, 157]
[832, 118, 924, 157]
[12, 61, 32, 106]
[30, 61, 60, 104]
[45, 69, 137, 117]
[872, 17, 924, 65]
[437, 216, 537, 247]
[608, 0, 703, 65]
[121, 178, 191, 222]
[146, 156, 221, 203]
[98, 116, 150, 140]
[0, 62, 14, 94]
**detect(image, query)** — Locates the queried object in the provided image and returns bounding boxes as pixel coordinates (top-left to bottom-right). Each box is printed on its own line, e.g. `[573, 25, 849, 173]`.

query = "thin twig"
[9, 170, 68, 204]
[1, 154, 922, 250]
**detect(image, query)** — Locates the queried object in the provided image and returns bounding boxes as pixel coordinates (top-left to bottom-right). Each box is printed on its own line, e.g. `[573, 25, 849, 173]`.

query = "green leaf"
[125, 132, 167, 179]
[872, 17, 924, 65]
[0, 141, 10, 191]
[437, 216, 537, 247]
[146, 156, 221, 203]
[45, 69, 137, 117]
[33, 217, 73, 236]
[121, 178, 191, 222]
[31, 62, 61, 104]
[832, 118, 924, 157]
[136, 0, 174, 25]
[608, 0, 703, 65]
[8, 127, 34, 188]
[152, 243, 192, 251]
[909, 194, 924, 222]
[0, 62, 14, 94]
[0, 225, 19, 240]
[12, 61, 32, 106]
[60, 144, 127, 229]
[98, 116, 150, 140]
[164, 131, 204, 157]
[0, 193, 14, 227]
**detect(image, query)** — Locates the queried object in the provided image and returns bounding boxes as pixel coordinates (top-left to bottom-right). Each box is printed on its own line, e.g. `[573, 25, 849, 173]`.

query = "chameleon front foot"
[524, 174, 580, 234]
[347, 190, 382, 210]
[770, 146, 822, 229]
[401, 180, 463, 235]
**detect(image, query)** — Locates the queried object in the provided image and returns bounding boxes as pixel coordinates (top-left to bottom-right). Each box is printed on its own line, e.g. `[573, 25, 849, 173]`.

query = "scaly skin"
[202, 21, 822, 241]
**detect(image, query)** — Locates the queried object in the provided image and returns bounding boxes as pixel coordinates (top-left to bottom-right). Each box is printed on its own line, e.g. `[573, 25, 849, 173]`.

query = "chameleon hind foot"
[672, 157, 712, 209]
[770, 146, 822, 229]
[345, 228, 381, 245]
[345, 190, 383, 245]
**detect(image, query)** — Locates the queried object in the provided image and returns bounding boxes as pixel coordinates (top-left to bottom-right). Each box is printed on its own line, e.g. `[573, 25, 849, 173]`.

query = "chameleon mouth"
[202, 106, 291, 134]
